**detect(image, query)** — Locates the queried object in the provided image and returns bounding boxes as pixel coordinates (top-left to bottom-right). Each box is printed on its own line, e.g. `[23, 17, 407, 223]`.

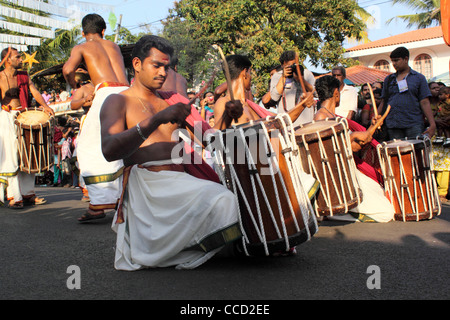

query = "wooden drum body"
[377, 139, 441, 221]
[295, 118, 362, 216]
[14, 108, 54, 173]
[209, 114, 318, 256]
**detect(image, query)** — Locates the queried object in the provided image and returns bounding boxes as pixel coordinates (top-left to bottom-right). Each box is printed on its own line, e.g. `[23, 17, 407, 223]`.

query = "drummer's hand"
[156, 102, 191, 127]
[225, 100, 243, 122]
[298, 91, 315, 108]
[44, 105, 55, 116]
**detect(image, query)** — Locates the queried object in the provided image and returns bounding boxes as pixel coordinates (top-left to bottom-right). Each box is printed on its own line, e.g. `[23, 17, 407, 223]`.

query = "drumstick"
[188, 68, 218, 106]
[367, 104, 391, 137]
[212, 44, 235, 102]
[295, 52, 306, 94]
[0, 47, 11, 68]
[367, 82, 378, 118]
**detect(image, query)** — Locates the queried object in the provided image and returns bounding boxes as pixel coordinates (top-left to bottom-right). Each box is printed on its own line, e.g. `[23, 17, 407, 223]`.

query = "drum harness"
[208, 114, 317, 256]
[297, 118, 362, 216]
[377, 138, 440, 221]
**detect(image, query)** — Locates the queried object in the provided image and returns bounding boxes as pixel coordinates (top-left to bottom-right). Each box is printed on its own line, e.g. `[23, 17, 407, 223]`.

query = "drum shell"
[216, 117, 316, 255]
[15, 109, 54, 173]
[295, 120, 362, 216]
[378, 139, 440, 221]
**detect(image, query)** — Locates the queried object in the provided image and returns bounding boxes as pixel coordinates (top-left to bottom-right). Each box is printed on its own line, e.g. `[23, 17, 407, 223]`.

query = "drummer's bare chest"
[0, 72, 19, 99]
[126, 101, 178, 145]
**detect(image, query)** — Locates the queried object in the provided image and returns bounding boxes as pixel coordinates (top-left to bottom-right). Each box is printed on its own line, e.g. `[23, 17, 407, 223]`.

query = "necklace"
[138, 97, 153, 113]
[321, 106, 336, 118]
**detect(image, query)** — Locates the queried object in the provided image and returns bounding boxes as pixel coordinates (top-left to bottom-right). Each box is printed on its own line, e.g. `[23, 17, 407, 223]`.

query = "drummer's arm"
[29, 81, 54, 116]
[62, 45, 83, 89]
[286, 91, 315, 123]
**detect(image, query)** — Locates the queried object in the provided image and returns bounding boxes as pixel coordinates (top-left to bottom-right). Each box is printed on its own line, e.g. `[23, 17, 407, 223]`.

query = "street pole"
[114, 14, 123, 43]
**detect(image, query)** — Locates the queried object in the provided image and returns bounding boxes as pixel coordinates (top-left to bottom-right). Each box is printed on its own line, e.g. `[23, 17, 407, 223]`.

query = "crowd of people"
[0, 13, 448, 271]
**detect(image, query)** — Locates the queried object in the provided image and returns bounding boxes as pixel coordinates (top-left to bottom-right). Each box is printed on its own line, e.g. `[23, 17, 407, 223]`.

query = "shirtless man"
[100, 35, 240, 270]
[160, 56, 188, 98]
[213, 54, 314, 130]
[313, 75, 394, 223]
[63, 13, 129, 222]
[0, 47, 52, 208]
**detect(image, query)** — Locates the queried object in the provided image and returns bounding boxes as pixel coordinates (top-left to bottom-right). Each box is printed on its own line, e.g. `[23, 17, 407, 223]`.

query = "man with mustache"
[100, 35, 241, 270]
[0, 47, 53, 208]
[63, 13, 129, 222]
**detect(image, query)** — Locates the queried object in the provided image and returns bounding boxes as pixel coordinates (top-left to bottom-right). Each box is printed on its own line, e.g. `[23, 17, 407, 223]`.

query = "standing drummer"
[0, 47, 53, 209]
[63, 13, 129, 222]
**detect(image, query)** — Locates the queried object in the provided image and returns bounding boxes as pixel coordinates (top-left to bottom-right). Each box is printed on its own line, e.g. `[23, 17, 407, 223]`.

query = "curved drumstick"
[295, 52, 306, 93]
[212, 44, 234, 102]
[367, 82, 378, 118]
[188, 67, 218, 106]
[0, 47, 11, 68]
[367, 104, 391, 137]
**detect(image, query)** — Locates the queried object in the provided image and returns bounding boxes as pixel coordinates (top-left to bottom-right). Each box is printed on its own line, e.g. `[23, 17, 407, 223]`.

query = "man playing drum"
[314, 75, 394, 222]
[0, 47, 53, 209]
[213, 54, 315, 130]
[63, 13, 130, 222]
[100, 35, 241, 270]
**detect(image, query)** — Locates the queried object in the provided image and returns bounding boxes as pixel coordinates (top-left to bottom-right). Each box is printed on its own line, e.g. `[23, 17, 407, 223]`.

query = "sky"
[84, 0, 431, 72]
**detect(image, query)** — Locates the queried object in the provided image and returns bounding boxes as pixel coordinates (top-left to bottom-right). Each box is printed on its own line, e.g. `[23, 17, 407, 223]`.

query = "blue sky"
[86, 0, 429, 72]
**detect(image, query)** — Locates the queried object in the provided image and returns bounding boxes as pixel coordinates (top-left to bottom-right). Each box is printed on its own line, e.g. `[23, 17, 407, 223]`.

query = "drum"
[295, 118, 362, 216]
[376, 138, 441, 221]
[208, 114, 318, 256]
[15, 108, 54, 173]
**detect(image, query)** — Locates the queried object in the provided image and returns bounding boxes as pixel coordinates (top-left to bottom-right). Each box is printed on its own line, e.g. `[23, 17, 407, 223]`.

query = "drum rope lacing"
[208, 115, 316, 256]
[15, 108, 54, 174]
[297, 118, 361, 216]
[377, 138, 440, 221]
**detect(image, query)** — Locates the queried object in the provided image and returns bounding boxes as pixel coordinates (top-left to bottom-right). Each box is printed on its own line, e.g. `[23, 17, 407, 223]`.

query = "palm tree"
[387, 0, 441, 28]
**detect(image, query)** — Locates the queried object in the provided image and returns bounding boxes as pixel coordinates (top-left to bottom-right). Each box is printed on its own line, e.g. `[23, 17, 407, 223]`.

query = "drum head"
[295, 119, 345, 143]
[15, 110, 51, 128]
[382, 139, 428, 155]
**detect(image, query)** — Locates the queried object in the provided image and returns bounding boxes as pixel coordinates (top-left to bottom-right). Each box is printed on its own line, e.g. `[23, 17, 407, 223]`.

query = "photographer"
[200, 90, 216, 122]
[269, 50, 316, 127]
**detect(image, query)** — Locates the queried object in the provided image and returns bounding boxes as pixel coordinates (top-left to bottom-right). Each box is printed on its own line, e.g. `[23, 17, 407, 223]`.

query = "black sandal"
[77, 210, 106, 222]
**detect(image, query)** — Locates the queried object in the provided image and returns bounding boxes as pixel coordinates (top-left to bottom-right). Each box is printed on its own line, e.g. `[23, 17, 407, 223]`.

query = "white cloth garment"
[0, 109, 19, 203]
[112, 163, 241, 271]
[76, 84, 128, 207]
[349, 170, 395, 223]
[335, 84, 358, 118]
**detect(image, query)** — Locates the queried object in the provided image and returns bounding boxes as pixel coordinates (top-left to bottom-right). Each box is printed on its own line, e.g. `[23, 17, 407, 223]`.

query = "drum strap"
[82, 166, 124, 185]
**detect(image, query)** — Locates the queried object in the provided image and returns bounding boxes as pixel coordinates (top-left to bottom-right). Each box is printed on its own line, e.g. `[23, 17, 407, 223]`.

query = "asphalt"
[0, 185, 449, 302]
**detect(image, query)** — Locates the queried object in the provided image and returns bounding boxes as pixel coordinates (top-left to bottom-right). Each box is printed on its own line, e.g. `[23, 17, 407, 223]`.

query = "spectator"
[331, 66, 358, 120]
[380, 46, 436, 140]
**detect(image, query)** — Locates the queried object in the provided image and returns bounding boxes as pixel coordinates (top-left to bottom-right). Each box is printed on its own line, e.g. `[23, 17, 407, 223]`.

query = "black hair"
[225, 54, 252, 80]
[390, 46, 409, 59]
[279, 50, 296, 65]
[1, 47, 16, 60]
[439, 86, 450, 95]
[316, 75, 341, 102]
[332, 66, 346, 78]
[82, 14, 106, 35]
[131, 35, 174, 62]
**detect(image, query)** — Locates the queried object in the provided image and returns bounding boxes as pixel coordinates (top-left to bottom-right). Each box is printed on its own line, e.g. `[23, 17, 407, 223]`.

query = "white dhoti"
[76, 83, 128, 210]
[112, 162, 241, 271]
[346, 171, 395, 223]
[0, 109, 19, 204]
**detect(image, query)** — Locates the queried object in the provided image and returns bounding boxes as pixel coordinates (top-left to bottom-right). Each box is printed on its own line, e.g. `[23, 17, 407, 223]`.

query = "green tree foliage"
[173, 0, 366, 97]
[387, 0, 441, 28]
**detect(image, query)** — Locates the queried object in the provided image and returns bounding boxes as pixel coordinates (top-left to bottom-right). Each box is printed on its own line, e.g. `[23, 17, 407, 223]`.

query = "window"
[413, 54, 432, 79]
[374, 60, 390, 72]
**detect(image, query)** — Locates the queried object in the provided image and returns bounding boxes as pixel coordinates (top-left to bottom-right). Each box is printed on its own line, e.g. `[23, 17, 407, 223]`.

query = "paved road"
[1, 185, 449, 303]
